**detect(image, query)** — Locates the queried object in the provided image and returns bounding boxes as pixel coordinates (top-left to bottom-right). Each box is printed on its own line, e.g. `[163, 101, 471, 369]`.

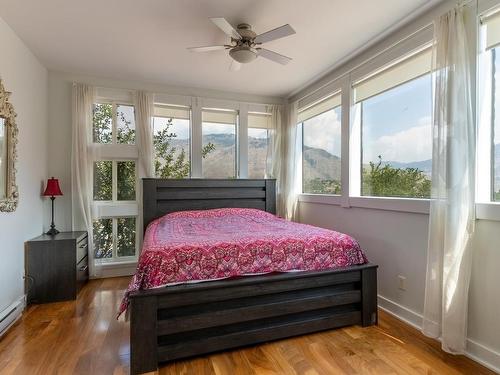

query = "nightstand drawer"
[76, 255, 89, 293]
[77, 236, 88, 264]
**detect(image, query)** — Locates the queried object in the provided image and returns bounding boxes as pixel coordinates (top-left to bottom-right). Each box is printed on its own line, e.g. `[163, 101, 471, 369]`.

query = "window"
[93, 103, 112, 144]
[492, 48, 500, 201]
[93, 103, 135, 144]
[298, 93, 342, 194]
[93, 217, 137, 259]
[117, 105, 136, 144]
[202, 109, 237, 178]
[93, 160, 136, 201]
[92, 99, 139, 263]
[478, 9, 500, 202]
[92, 159, 138, 261]
[153, 104, 191, 178]
[248, 112, 272, 179]
[353, 46, 432, 199]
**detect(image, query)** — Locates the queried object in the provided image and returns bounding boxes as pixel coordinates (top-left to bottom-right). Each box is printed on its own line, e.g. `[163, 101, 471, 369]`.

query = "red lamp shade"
[43, 177, 63, 197]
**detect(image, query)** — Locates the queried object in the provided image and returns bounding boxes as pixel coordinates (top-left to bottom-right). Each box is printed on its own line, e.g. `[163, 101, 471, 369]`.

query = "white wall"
[299, 203, 429, 314]
[0, 17, 48, 314]
[299, 203, 500, 371]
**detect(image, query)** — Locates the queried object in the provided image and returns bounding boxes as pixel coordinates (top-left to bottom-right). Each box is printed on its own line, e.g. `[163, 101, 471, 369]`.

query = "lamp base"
[46, 227, 60, 236]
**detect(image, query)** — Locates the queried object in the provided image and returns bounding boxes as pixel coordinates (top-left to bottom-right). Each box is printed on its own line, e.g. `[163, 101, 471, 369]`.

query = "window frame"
[152, 104, 193, 179]
[477, 4, 500, 220]
[296, 31, 434, 214]
[299, 96, 343, 196]
[92, 100, 137, 146]
[91, 96, 140, 264]
[201, 107, 240, 179]
[247, 111, 272, 179]
[354, 72, 433, 200]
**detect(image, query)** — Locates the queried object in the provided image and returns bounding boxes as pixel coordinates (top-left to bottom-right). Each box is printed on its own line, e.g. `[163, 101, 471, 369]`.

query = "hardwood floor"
[0, 277, 495, 375]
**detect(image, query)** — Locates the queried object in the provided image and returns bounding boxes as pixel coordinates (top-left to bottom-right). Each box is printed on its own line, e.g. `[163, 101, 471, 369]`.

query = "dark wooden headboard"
[142, 179, 276, 232]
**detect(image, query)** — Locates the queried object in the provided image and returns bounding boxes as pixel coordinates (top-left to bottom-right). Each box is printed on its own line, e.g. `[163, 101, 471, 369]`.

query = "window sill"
[93, 202, 139, 217]
[298, 194, 342, 205]
[299, 197, 500, 220]
[476, 203, 500, 221]
[94, 260, 137, 279]
[298, 194, 430, 214]
[96, 259, 138, 269]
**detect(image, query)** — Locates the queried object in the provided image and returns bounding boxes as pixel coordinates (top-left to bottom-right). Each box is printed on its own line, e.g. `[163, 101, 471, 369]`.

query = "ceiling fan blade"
[258, 48, 292, 65]
[187, 45, 229, 52]
[210, 17, 242, 40]
[254, 24, 296, 44]
[229, 60, 242, 71]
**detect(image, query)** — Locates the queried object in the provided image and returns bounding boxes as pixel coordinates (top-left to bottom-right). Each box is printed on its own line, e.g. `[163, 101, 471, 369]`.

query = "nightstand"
[25, 231, 88, 303]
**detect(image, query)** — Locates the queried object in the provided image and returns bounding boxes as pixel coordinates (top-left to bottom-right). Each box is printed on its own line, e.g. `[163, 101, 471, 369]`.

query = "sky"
[202, 122, 235, 136]
[153, 118, 269, 140]
[117, 104, 136, 132]
[301, 74, 432, 164]
[152, 73, 433, 165]
[248, 128, 268, 139]
[362, 74, 432, 164]
[153, 117, 190, 139]
[303, 107, 341, 158]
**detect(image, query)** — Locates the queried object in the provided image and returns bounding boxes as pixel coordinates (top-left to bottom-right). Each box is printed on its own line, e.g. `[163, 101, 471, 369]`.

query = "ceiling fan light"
[229, 46, 258, 64]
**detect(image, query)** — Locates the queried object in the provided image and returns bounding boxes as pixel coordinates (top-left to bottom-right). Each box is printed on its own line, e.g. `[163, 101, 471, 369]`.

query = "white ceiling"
[0, 0, 437, 98]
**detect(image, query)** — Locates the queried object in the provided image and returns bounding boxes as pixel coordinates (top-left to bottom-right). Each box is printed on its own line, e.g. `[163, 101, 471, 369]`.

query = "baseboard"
[378, 295, 423, 330]
[0, 295, 25, 337]
[93, 262, 137, 279]
[466, 339, 500, 374]
[378, 294, 500, 374]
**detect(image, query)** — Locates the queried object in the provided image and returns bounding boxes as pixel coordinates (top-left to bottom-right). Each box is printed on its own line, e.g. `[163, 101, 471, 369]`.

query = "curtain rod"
[72, 82, 284, 109]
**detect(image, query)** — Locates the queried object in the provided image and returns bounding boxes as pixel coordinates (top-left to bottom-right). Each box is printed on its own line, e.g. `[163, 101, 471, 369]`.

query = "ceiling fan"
[188, 17, 296, 71]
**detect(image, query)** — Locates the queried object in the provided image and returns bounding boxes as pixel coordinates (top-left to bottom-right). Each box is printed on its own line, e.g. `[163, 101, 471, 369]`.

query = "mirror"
[0, 79, 18, 212]
[0, 116, 6, 199]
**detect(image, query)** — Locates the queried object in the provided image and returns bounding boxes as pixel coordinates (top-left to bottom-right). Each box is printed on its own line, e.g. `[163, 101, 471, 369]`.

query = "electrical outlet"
[398, 275, 407, 291]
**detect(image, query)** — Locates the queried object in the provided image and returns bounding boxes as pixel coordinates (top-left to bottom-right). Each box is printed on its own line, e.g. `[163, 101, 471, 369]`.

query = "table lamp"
[43, 177, 63, 235]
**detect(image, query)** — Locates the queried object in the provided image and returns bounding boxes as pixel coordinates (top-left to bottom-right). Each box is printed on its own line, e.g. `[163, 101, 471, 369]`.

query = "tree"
[91, 105, 216, 258]
[92, 105, 138, 259]
[153, 117, 215, 178]
[304, 178, 341, 194]
[362, 155, 431, 198]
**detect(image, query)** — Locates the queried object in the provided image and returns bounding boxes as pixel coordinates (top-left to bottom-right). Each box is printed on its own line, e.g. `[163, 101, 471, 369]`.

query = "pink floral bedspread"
[119, 208, 367, 315]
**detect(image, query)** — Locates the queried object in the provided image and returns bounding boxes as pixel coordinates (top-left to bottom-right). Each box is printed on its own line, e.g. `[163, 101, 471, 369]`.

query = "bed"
[127, 178, 378, 375]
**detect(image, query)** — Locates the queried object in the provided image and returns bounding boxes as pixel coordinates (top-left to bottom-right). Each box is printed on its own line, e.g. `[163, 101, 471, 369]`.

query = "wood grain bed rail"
[130, 178, 377, 375]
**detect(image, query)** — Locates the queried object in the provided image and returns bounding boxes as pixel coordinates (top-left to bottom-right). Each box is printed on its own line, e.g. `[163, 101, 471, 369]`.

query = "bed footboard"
[129, 264, 377, 375]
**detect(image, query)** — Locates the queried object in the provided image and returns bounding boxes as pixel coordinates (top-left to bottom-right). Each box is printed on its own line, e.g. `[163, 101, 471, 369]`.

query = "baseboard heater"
[0, 298, 23, 337]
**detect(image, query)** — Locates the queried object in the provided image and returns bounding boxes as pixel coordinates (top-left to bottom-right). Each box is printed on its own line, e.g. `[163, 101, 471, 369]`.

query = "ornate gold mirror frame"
[0, 78, 19, 212]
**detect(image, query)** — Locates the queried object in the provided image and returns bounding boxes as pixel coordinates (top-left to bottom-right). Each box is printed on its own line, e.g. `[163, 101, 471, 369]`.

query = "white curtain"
[422, 6, 475, 354]
[271, 102, 300, 220]
[71, 84, 100, 277]
[135, 91, 154, 178]
[266, 105, 282, 178]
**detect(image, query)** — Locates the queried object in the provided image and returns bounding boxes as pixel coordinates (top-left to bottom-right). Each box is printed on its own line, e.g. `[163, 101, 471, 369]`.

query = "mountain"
[303, 146, 341, 181]
[380, 159, 432, 176]
[167, 134, 268, 178]
[165, 134, 434, 180]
